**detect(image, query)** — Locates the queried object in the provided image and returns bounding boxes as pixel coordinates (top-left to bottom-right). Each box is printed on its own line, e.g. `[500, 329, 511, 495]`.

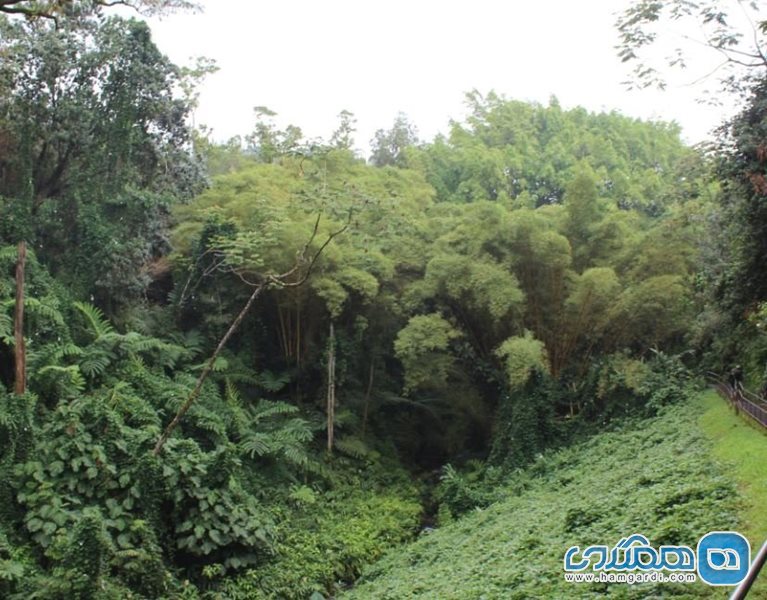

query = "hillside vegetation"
[1, 6, 767, 598]
[343, 392, 767, 599]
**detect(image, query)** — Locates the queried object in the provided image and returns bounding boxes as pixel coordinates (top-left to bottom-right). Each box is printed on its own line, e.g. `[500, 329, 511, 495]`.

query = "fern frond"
[168, 329, 205, 359]
[258, 369, 291, 392]
[2, 297, 65, 326]
[78, 348, 114, 378]
[57, 343, 84, 358]
[334, 436, 370, 459]
[37, 365, 86, 394]
[0, 245, 19, 263]
[0, 313, 12, 344]
[240, 433, 271, 458]
[73, 301, 114, 339]
[192, 355, 230, 373]
[249, 399, 299, 424]
[225, 379, 242, 405]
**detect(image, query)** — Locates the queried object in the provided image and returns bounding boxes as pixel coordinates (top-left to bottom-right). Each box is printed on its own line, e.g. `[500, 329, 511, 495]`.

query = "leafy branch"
[0, 0, 199, 20]
[616, 0, 767, 92]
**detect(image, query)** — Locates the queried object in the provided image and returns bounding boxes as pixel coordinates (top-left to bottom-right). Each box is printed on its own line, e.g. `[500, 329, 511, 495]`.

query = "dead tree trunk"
[14, 241, 26, 395]
[153, 284, 265, 455]
[326, 322, 336, 453]
[362, 360, 374, 438]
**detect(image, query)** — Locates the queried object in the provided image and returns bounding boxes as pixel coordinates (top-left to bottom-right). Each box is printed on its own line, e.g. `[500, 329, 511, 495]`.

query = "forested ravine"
[1, 3, 767, 599]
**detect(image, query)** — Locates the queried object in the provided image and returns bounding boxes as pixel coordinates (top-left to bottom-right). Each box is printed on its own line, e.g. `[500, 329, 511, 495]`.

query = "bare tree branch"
[152, 207, 352, 456]
[152, 282, 265, 455]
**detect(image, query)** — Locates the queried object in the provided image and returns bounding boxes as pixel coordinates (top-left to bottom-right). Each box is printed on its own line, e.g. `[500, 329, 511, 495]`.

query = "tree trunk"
[14, 241, 26, 395]
[326, 322, 336, 453]
[362, 360, 374, 438]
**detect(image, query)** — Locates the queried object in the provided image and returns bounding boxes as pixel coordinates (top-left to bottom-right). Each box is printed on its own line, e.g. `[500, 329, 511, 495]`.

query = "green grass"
[342, 395, 767, 599]
[698, 388, 767, 597]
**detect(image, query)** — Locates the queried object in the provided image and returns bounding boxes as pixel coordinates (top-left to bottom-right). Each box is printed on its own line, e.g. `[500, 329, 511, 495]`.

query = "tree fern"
[168, 329, 205, 359]
[239, 401, 313, 469]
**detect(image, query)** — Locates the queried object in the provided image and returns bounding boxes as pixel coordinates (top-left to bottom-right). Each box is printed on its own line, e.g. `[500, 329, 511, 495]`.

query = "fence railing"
[706, 372, 767, 430]
[705, 373, 766, 599]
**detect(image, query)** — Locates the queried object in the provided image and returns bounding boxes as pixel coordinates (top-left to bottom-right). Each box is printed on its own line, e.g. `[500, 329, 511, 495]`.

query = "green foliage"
[0, 295, 336, 596]
[238, 400, 313, 469]
[0, 528, 31, 599]
[587, 350, 694, 421]
[699, 390, 767, 554]
[0, 15, 204, 306]
[488, 370, 563, 470]
[495, 331, 548, 389]
[394, 313, 461, 392]
[343, 397, 744, 599]
[222, 474, 421, 600]
[0, 25, 735, 596]
[435, 462, 505, 518]
[0, 0, 198, 20]
[369, 112, 419, 167]
[414, 91, 696, 212]
[616, 0, 767, 92]
[162, 440, 274, 571]
[0, 389, 34, 527]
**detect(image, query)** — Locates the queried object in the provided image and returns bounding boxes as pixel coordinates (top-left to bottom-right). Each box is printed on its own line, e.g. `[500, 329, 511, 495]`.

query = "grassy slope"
[343, 393, 767, 599]
[699, 389, 767, 598]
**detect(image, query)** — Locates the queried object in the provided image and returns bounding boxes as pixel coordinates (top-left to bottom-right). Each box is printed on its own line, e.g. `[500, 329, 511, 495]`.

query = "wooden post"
[326, 322, 335, 453]
[14, 241, 26, 395]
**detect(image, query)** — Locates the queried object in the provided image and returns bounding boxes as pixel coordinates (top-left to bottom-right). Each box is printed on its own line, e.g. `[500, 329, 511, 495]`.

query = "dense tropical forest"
[0, 1, 766, 598]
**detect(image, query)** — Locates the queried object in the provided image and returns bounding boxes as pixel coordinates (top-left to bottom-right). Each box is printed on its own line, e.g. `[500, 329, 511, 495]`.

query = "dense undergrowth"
[343, 393, 759, 599]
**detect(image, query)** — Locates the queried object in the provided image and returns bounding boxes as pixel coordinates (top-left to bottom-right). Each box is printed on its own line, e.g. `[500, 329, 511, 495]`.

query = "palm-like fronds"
[258, 369, 291, 392]
[239, 400, 313, 469]
[73, 302, 114, 340]
[2, 297, 65, 327]
[37, 365, 86, 395]
[250, 399, 299, 423]
[334, 435, 371, 459]
[0, 312, 13, 345]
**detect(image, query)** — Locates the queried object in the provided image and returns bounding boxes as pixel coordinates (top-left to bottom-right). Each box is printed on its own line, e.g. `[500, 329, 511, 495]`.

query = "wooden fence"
[707, 372, 767, 430]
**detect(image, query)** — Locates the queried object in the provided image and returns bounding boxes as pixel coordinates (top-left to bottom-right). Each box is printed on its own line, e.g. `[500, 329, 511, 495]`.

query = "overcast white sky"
[145, 0, 756, 156]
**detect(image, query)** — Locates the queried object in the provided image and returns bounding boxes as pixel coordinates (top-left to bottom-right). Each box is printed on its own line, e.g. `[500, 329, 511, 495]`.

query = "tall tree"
[245, 106, 303, 163]
[0, 15, 205, 304]
[330, 109, 357, 151]
[714, 75, 767, 316]
[369, 112, 419, 167]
